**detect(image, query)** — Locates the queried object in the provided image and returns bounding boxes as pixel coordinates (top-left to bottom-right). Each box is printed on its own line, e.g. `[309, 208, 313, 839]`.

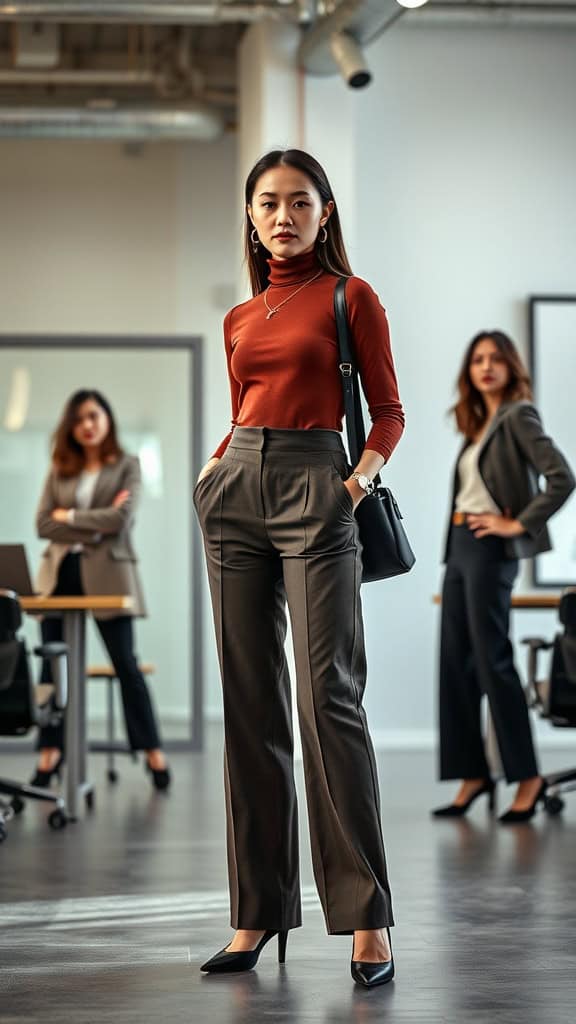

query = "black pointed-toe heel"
[200, 929, 288, 974]
[145, 761, 171, 791]
[351, 927, 395, 988]
[431, 779, 496, 818]
[29, 755, 64, 789]
[499, 779, 547, 824]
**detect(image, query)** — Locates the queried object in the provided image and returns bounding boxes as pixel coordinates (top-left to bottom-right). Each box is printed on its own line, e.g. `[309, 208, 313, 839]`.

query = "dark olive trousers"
[194, 427, 393, 935]
[439, 525, 538, 784]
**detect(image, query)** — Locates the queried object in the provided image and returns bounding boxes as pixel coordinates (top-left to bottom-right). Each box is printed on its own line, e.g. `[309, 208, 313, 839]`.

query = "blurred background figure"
[32, 389, 170, 791]
[434, 331, 574, 823]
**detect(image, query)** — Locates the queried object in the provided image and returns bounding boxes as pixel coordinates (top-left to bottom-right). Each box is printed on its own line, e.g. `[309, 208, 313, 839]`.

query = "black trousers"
[195, 427, 393, 935]
[439, 525, 538, 784]
[38, 553, 162, 752]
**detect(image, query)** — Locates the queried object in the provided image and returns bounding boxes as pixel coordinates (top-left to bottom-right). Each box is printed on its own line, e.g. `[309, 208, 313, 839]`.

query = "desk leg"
[62, 609, 93, 820]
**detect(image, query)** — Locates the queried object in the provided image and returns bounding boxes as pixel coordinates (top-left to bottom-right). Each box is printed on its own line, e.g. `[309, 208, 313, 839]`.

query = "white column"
[237, 20, 302, 295]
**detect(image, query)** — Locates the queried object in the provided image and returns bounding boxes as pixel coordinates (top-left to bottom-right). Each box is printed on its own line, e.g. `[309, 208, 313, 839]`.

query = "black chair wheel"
[544, 794, 565, 816]
[107, 770, 119, 784]
[48, 809, 68, 830]
[11, 796, 25, 815]
[85, 790, 96, 810]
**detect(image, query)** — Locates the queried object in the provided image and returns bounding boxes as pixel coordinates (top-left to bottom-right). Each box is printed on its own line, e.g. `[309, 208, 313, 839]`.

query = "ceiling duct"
[414, 1, 576, 28]
[299, 0, 404, 78]
[0, 104, 224, 139]
[0, 1, 300, 24]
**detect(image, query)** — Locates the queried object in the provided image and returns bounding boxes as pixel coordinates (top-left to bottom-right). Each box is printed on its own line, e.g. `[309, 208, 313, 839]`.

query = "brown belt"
[452, 511, 493, 525]
[452, 511, 470, 526]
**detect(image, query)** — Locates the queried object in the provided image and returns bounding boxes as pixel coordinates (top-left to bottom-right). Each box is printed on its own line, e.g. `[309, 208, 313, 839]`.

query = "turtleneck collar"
[267, 249, 322, 288]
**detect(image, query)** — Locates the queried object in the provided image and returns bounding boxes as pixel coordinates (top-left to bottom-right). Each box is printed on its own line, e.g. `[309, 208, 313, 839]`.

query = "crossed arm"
[36, 459, 141, 543]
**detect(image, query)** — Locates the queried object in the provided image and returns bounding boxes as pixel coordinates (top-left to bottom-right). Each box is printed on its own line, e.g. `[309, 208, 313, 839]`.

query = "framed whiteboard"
[529, 297, 576, 587]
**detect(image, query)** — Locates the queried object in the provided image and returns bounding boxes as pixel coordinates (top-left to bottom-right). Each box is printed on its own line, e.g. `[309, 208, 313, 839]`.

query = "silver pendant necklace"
[263, 270, 323, 320]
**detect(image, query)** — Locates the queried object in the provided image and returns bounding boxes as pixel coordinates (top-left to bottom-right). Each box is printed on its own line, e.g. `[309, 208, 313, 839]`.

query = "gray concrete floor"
[1, 727, 576, 1023]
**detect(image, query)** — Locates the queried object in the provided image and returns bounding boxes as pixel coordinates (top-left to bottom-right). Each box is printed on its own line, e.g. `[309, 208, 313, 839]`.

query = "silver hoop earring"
[318, 226, 328, 244]
[250, 228, 260, 252]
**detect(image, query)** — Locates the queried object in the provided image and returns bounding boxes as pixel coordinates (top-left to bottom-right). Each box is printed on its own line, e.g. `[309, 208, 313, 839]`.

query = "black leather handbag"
[334, 277, 415, 583]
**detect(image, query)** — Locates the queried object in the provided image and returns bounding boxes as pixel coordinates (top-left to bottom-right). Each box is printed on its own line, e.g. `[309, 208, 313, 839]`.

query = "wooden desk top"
[21, 596, 133, 613]
[433, 593, 560, 609]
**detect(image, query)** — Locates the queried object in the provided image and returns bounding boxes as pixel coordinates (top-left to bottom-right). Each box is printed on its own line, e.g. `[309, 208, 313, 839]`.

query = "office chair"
[522, 588, 576, 815]
[0, 589, 69, 839]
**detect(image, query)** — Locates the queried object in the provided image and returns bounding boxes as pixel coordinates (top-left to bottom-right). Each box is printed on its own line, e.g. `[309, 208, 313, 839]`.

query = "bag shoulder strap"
[333, 277, 381, 486]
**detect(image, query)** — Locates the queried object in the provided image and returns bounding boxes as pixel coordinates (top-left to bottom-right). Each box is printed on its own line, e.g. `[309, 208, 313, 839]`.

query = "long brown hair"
[451, 330, 533, 440]
[52, 389, 124, 478]
[244, 148, 353, 295]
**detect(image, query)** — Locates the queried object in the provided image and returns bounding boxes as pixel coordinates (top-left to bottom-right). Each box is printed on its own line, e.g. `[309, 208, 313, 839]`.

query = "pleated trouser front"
[194, 427, 394, 935]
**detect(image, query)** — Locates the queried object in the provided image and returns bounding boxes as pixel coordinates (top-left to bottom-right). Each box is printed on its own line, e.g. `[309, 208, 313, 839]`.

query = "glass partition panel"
[0, 340, 202, 747]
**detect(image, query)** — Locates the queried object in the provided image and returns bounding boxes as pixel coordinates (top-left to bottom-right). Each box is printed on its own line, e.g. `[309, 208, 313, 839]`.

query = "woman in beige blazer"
[33, 389, 170, 791]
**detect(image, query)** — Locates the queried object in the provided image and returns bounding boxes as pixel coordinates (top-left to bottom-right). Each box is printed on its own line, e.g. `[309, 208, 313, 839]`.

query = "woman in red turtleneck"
[195, 149, 404, 989]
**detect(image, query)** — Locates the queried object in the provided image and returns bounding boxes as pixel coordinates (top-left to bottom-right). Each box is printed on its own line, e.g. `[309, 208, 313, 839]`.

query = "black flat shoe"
[351, 927, 395, 988]
[146, 761, 171, 791]
[200, 929, 288, 974]
[431, 779, 496, 818]
[499, 780, 547, 824]
[29, 755, 64, 789]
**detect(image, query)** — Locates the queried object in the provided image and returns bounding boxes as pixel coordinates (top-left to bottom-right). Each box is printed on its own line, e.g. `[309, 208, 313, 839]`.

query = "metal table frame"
[21, 595, 132, 821]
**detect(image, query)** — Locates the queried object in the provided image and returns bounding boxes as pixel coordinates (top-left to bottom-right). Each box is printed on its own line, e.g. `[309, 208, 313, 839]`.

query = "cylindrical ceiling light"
[396, 0, 429, 8]
[330, 31, 371, 90]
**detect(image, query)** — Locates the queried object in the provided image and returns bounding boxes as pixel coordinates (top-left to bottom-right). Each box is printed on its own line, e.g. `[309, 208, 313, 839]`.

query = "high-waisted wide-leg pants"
[194, 427, 393, 935]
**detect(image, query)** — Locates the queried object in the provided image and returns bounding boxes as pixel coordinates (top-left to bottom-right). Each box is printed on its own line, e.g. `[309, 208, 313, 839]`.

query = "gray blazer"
[35, 453, 147, 620]
[443, 401, 575, 562]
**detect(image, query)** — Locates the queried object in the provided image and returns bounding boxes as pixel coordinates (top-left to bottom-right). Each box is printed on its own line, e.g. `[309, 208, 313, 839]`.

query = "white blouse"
[69, 468, 101, 553]
[455, 439, 501, 515]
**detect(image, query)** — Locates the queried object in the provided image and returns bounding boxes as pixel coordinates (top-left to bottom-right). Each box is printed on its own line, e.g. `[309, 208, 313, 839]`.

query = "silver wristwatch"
[351, 472, 375, 496]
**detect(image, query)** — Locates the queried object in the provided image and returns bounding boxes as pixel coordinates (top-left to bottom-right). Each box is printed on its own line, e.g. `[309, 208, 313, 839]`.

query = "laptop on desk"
[0, 544, 38, 597]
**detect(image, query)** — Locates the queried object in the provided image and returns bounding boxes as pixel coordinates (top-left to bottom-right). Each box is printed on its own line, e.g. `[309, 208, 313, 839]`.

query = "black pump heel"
[29, 755, 64, 789]
[145, 760, 171, 791]
[499, 779, 547, 824]
[200, 929, 289, 974]
[431, 778, 496, 818]
[351, 926, 395, 988]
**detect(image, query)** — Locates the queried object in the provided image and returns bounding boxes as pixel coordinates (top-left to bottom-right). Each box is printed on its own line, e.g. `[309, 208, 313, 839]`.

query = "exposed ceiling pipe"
[421, 0, 576, 23]
[0, 1, 300, 24]
[299, 0, 404, 78]
[0, 104, 225, 139]
[0, 70, 156, 86]
[0, 71, 237, 109]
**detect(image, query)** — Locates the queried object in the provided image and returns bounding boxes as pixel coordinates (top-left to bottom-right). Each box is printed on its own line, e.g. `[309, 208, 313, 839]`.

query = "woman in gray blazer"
[32, 389, 170, 791]
[433, 331, 574, 823]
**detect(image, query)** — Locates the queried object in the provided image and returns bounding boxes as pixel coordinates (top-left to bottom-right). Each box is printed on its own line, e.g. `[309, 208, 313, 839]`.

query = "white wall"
[304, 26, 576, 746]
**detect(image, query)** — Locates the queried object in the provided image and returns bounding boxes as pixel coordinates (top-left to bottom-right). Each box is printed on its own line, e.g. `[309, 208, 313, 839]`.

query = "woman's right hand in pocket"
[197, 458, 221, 484]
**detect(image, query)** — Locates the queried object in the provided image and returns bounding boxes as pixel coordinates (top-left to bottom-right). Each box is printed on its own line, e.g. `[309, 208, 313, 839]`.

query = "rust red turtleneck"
[212, 250, 405, 462]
